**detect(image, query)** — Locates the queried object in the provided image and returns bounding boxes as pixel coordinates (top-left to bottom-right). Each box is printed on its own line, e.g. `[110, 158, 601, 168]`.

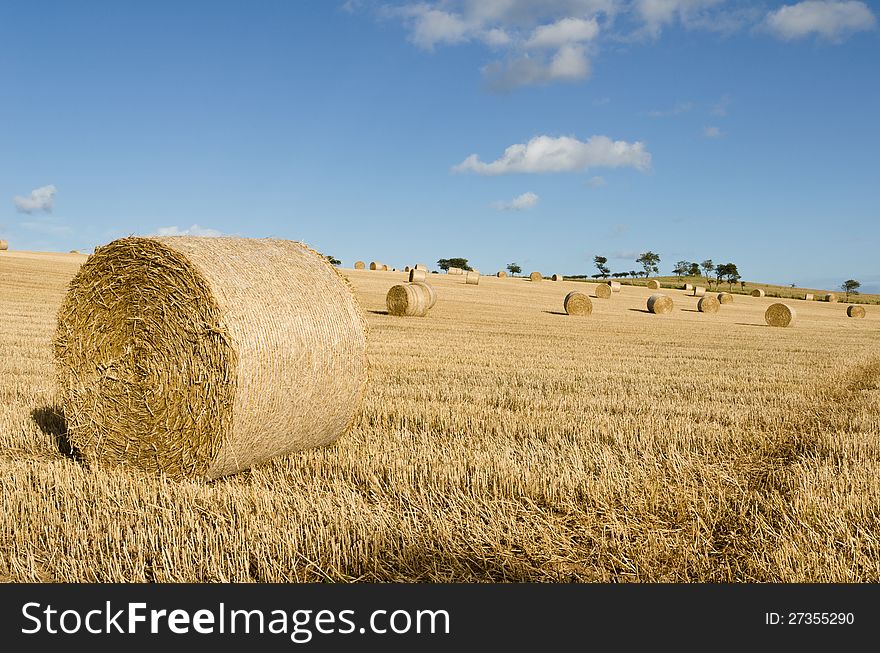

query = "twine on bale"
[551, 274, 563, 281]
[386, 283, 431, 317]
[564, 291, 592, 316]
[354, 261, 365, 270]
[698, 295, 720, 314]
[529, 272, 542, 282]
[717, 292, 733, 304]
[751, 288, 765, 297]
[595, 283, 612, 299]
[765, 303, 796, 327]
[465, 270, 480, 285]
[847, 305, 866, 319]
[412, 281, 436, 308]
[54, 236, 368, 480]
[647, 279, 660, 290]
[693, 286, 706, 297]
[825, 293, 837, 303]
[647, 293, 673, 314]
[409, 268, 427, 282]
[496, 271, 507, 278]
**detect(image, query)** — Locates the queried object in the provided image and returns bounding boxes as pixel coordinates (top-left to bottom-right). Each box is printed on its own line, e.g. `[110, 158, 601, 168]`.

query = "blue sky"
[1, 1, 877, 291]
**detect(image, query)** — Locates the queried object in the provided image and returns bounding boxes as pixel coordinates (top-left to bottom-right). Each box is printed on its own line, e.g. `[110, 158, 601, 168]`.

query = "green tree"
[324, 254, 341, 266]
[506, 262, 522, 276]
[672, 260, 690, 278]
[701, 259, 715, 287]
[688, 262, 701, 277]
[717, 263, 740, 290]
[636, 251, 660, 278]
[437, 258, 472, 271]
[594, 255, 610, 279]
[841, 279, 861, 301]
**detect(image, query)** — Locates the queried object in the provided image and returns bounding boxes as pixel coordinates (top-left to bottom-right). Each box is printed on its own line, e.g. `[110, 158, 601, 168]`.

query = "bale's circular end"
[465, 270, 480, 285]
[354, 260, 365, 270]
[551, 274, 563, 281]
[751, 288, 765, 297]
[496, 270, 507, 278]
[529, 272, 542, 282]
[54, 237, 368, 480]
[594, 283, 612, 299]
[825, 293, 837, 303]
[717, 292, 733, 304]
[647, 293, 673, 314]
[386, 283, 430, 317]
[564, 291, 592, 316]
[803, 294, 814, 301]
[765, 303, 795, 327]
[647, 279, 660, 290]
[847, 305, 866, 319]
[698, 295, 721, 314]
[409, 268, 427, 282]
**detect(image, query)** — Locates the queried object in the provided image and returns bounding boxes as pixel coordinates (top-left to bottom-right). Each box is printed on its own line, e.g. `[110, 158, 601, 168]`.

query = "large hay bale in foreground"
[354, 260, 365, 270]
[465, 270, 480, 285]
[698, 295, 720, 314]
[847, 305, 866, 319]
[825, 293, 837, 303]
[750, 288, 765, 297]
[409, 268, 427, 282]
[594, 283, 612, 299]
[412, 281, 436, 308]
[693, 286, 706, 297]
[387, 282, 431, 317]
[551, 274, 563, 281]
[529, 271, 542, 282]
[717, 292, 733, 304]
[647, 293, 673, 314]
[496, 270, 507, 278]
[647, 279, 660, 290]
[54, 237, 368, 480]
[609, 281, 621, 293]
[765, 303, 796, 327]
[564, 291, 592, 316]
[0, 240, 8, 251]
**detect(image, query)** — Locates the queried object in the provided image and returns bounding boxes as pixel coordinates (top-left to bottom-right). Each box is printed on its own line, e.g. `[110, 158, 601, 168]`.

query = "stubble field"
[1, 251, 878, 582]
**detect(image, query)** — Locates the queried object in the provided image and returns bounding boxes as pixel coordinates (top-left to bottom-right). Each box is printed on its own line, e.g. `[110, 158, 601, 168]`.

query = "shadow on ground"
[31, 405, 84, 463]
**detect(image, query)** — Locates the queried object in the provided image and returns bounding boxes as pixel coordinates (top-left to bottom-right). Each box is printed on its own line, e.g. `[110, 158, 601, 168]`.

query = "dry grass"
[1, 252, 879, 582]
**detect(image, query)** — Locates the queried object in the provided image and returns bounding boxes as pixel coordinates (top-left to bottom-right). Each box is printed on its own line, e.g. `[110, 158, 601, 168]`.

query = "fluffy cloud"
[525, 17, 599, 48]
[492, 191, 540, 210]
[586, 175, 607, 187]
[762, 1, 876, 41]
[453, 135, 651, 175]
[635, 0, 727, 36]
[703, 125, 723, 138]
[155, 224, 224, 237]
[483, 45, 591, 90]
[14, 185, 57, 213]
[646, 101, 693, 117]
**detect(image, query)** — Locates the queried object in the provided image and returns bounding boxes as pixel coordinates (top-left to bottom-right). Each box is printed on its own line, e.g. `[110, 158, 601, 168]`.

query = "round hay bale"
[693, 286, 706, 297]
[564, 291, 592, 316]
[847, 305, 866, 319]
[750, 288, 765, 297]
[404, 266, 410, 272]
[683, 283, 693, 291]
[0, 240, 8, 251]
[825, 293, 837, 303]
[382, 264, 390, 271]
[647, 293, 673, 314]
[529, 272, 542, 282]
[717, 292, 733, 304]
[409, 268, 427, 282]
[803, 293, 814, 301]
[765, 303, 796, 327]
[496, 270, 507, 278]
[54, 236, 368, 480]
[447, 267, 462, 275]
[594, 283, 612, 299]
[551, 274, 563, 281]
[465, 270, 480, 285]
[414, 263, 427, 271]
[646, 279, 660, 290]
[412, 281, 436, 308]
[387, 283, 430, 317]
[698, 295, 720, 314]
[609, 281, 621, 293]
[369, 261, 382, 270]
[354, 261, 365, 270]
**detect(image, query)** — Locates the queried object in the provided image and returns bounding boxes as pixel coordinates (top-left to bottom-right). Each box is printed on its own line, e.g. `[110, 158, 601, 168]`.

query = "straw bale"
[465, 270, 480, 285]
[698, 295, 720, 314]
[750, 288, 765, 297]
[693, 286, 706, 297]
[765, 303, 795, 327]
[0, 240, 8, 251]
[847, 305, 866, 319]
[409, 268, 427, 282]
[551, 274, 563, 281]
[529, 271, 542, 282]
[412, 282, 436, 308]
[387, 282, 431, 317]
[609, 281, 621, 293]
[496, 271, 507, 278]
[717, 292, 733, 304]
[825, 293, 837, 303]
[803, 294, 813, 301]
[647, 293, 673, 314]
[647, 279, 660, 290]
[595, 283, 612, 299]
[564, 291, 592, 316]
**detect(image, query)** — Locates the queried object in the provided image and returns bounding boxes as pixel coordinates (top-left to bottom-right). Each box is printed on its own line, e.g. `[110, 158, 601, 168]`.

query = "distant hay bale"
[54, 236, 368, 480]
[698, 295, 721, 314]
[717, 292, 733, 304]
[609, 281, 621, 293]
[765, 303, 796, 327]
[647, 293, 674, 314]
[496, 270, 507, 278]
[387, 283, 431, 317]
[447, 267, 463, 275]
[382, 264, 390, 271]
[594, 283, 612, 299]
[825, 293, 837, 303]
[847, 305, 866, 319]
[529, 272, 542, 282]
[647, 279, 660, 290]
[409, 268, 427, 282]
[404, 266, 410, 272]
[0, 240, 8, 251]
[551, 274, 563, 281]
[803, 293, 814, 301]
[564, 291, 592, 316]
[70, 249, 81, 254]
[414, 264, 427, 271]
[683, 283, 693, 291]
[465, 270, 480, 285]
[750, 288, 765, 297]
[693, 286, 706, 297]
[354, 260, 366, 270]
[369, 261, 382, 270]
[412, 282, 436, 308]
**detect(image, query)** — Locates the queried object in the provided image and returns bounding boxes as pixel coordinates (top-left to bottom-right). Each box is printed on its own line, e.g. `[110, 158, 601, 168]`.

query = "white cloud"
[525, 17, 599, 48]
[483, 45, 592, 90]
[634, 0, 730, 37]
[155, 224, 224, 237]
[453, 134, 651, 175]
[492, 191, 540, 210]
[14, 184, 57, 213]
[646, 101, 693, 117]
[762, 1, 876, 41]
[703, 125, 723, 138]
[586, 175, 607, 187]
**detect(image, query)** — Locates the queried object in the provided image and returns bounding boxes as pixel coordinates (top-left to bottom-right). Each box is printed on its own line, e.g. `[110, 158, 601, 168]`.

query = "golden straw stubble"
[765, 303, 796, 327]
[564, 291, 592, 316]
[647, 293, 673, 314]
[594, 283, 612, 299]
[847, 305, 866, 319]
[698, 295, 720, 313]
[54, 236, 368, 480]
[386, 283, 431, 317]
